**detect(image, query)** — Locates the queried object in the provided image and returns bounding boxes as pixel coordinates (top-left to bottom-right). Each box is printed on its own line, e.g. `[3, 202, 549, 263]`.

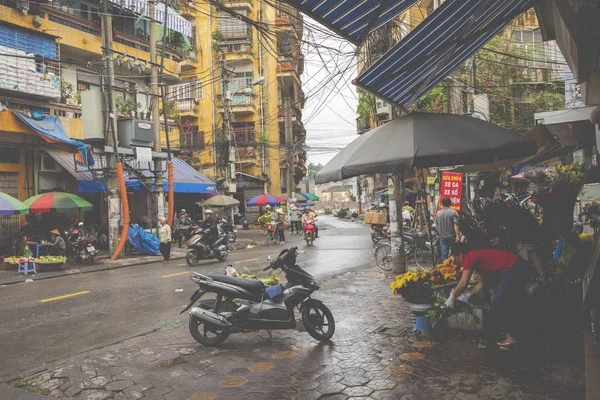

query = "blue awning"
[14, 111, 94, 167]
[355, 0, 532, 108]
[281, 0, 419, 44]
[46, 150, 216, 194]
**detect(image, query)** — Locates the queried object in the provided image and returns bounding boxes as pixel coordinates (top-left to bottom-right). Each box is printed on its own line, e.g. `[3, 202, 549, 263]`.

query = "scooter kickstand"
[267, 329, 273, 338]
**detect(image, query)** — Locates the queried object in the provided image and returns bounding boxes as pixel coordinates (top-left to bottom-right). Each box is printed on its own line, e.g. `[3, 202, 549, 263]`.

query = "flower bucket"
[409, 303, 433, 332]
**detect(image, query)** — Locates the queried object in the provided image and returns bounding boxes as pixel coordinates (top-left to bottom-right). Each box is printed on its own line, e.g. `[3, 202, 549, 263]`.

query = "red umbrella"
[247, 194, 284, 206]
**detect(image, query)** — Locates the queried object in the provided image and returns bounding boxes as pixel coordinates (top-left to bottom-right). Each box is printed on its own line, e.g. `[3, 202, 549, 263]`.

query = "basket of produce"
[3, 256, 32, 265]
[34, 256, 66, 265]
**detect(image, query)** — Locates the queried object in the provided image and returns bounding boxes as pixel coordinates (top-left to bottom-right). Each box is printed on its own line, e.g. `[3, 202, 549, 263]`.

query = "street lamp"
[227, 76, 266, 98]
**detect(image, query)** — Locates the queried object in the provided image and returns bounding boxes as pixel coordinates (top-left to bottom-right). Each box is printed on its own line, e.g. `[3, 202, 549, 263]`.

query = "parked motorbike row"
[64, 223, 101, 265]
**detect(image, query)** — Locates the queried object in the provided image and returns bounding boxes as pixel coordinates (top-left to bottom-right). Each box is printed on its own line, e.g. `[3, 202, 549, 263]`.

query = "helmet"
[266, 205, 271, 209]
[204, 209, 213, 215]
[77, 222, 84, 227]
[379, 202, 385, 208]
[181, 209, 186, 213]
[404, 201, 409, 206]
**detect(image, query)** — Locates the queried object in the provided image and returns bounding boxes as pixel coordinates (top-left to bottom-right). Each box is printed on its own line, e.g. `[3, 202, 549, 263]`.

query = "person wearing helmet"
[302, 206, 319, 238]
[198, 209, 218, 248]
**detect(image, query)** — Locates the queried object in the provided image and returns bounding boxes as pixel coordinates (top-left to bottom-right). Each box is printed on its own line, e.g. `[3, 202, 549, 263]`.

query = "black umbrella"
[316, 113, 536, 184]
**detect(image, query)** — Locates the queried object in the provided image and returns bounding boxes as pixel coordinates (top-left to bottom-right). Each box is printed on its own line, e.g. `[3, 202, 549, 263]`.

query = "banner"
[439, 172, 463, 212]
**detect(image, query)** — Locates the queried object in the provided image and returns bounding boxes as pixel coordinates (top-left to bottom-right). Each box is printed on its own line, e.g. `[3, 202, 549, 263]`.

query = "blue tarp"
[127, 224, 160, 255]
[14, 111, 94, 167]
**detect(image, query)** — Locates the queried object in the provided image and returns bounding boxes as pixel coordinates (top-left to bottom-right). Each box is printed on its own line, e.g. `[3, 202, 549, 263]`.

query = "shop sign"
[427, 176, 436, 185]
[439, 172, 463, 211]
[387, 176, 394, 195]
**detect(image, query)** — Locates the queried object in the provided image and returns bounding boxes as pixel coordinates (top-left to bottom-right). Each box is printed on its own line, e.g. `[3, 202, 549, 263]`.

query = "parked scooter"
[185, 229, 229, 266]
[218, 218, 237, 243]
[234, 212, 249, 230]
[70, 234, 99, 265]
[181, 247, 335, 345]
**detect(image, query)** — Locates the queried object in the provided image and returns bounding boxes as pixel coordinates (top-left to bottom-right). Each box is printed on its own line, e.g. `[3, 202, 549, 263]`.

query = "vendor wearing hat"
[49, 229, 66, 256]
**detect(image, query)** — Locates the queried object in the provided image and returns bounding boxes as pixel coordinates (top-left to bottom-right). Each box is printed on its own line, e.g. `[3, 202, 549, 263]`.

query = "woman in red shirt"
[445, 243, 533, 346]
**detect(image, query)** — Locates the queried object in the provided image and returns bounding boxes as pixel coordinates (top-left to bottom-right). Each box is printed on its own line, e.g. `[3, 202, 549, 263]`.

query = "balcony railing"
[231, 94, 256, 107]
[232, 126, 255, 144]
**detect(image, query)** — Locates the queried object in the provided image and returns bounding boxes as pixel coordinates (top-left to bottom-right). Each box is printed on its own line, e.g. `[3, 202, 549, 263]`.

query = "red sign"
[439, 172, 463, 212]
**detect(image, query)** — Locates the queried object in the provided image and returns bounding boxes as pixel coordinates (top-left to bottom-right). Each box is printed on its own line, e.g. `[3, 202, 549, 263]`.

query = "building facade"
[172, 1, 307, 223]
[0, 0, 213, 251]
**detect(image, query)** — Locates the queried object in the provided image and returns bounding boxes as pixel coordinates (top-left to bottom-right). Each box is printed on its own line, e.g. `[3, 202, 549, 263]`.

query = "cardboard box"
[364, 210, 387, 225]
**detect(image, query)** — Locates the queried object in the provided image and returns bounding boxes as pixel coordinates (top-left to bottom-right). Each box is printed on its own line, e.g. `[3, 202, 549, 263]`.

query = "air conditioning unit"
[40, 154, 62, 172]
[376, 98, 392, 117]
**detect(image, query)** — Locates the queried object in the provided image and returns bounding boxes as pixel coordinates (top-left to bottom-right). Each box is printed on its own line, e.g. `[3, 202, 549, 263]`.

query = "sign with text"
[439, 172, 463, 212]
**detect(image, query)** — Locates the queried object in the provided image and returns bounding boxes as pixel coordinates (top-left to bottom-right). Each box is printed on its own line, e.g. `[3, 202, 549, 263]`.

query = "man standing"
[435, 197, 460, 261]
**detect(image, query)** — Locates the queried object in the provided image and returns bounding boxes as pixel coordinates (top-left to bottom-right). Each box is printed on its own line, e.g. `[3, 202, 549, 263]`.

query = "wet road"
[0, 216, 372, 380]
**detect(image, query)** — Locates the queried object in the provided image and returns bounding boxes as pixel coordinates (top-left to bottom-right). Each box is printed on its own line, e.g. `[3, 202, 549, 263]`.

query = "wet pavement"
[0, 217, 372, 381]
[2, 217, 584, 399]
[13, 255, 585, 398]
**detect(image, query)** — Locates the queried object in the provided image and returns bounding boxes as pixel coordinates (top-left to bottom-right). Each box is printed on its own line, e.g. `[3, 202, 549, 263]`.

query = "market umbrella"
[247, 194, 284, 207]
[300, 192, 319, 201]
[315, 112, 536, 184]
[24, 192, 93, 213]
[0, 192, 29, 216]
[199, 195, 240, 208]
[280, 193, 307, 203]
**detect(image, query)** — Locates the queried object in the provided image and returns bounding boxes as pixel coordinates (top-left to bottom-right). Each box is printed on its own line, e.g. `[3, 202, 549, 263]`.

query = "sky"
[301, 19, 359, 167]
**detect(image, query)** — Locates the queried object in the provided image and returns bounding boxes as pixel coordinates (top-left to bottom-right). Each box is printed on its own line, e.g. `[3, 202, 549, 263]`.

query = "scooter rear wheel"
[189, 300, 230, 346]
[302, 302, 335, 341]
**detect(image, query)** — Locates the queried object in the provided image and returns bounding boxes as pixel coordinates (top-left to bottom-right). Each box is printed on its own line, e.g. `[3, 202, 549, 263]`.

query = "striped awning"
[355, 0, 533, 108]
[109, 0, 193, 37]
[281, 0, 420, 44]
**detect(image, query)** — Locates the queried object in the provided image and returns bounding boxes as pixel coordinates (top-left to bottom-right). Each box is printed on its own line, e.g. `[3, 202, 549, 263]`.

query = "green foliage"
[60, 78, 74, 102]
[307, 162, 323, 178]
[411, 85, 448, 113]
[357, 88, 375, 124]
[115, 97, 141, 115]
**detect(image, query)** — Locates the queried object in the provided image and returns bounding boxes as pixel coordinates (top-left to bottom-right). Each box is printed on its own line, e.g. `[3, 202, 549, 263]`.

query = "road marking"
[235, 258, 258, 264]
[40, 291, 90, 303]
[161, 271, 190, 278]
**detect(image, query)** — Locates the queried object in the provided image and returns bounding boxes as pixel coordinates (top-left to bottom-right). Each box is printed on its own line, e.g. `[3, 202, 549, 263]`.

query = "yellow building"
[171, 1, 306, 222]
[0, 0, 198, 248]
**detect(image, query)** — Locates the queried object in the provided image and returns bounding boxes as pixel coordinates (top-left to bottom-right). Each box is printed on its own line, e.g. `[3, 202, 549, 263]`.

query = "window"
[170, 79, 203, 101]
[232, 123, 255, 143]
[218, 10, 249, 40]
[80, 4, 90, 20]
[183, 126, 204, 149]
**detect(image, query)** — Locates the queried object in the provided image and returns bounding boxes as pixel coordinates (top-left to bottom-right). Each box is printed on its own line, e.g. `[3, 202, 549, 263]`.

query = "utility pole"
[221, 56, 232, 193]
[102, 0, 120, 255]
[150, 0, 165, 226]
[466, 58, 475, 115]
[284, 97, 294, 200]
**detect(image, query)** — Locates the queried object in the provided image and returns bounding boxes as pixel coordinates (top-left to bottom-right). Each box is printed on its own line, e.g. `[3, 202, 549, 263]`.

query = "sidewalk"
[0, 231, 262, 286]
[15, 264, 584, 400]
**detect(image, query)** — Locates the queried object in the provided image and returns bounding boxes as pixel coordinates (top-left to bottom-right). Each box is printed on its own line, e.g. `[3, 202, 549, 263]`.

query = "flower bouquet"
[430, 256, 461, 287]
[390, 268, 435, 304]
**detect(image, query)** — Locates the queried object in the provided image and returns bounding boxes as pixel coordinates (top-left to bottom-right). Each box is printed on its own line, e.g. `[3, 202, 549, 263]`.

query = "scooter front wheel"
[305, 233, 313, 246]
[186, 250, 200, 266]
[302, 302, 335, 341]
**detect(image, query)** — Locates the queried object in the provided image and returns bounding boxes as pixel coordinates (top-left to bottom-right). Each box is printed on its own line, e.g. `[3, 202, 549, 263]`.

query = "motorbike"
[70, 235, 99, 265]
[234, 212, 249, 230]
[181, 247, 335, 345]
[186, 229, 229, 266]
[371, 224, 389, 243]
[304, 219, 316, 246]
[218, 218, 237, 243]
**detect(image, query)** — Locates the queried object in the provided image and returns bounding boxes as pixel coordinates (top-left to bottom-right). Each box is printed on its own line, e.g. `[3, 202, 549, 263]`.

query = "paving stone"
[104, 379, 135, 391]
[64, 381, 85, 397]
[80, 389, 112, 400]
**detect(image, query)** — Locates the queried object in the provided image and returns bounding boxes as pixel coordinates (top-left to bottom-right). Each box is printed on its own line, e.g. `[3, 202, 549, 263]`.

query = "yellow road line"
[161, 271, 190, 278]
[40, 291, 90, 303]
[235, 258, 259, 264]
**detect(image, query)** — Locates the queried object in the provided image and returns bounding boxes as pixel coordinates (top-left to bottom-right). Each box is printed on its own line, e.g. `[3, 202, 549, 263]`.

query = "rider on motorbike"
[301, 205, 319, 238]
[198, 210, 218, 248]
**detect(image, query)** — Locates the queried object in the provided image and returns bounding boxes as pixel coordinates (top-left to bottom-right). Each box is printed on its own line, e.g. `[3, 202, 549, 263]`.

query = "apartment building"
[0, 0, 215, 250]
[172, 1, 307, 222]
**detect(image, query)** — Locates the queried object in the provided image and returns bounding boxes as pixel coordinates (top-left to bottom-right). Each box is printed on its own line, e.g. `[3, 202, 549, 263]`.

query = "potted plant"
[115, 97, 142, 117]
[390, 268, 435, 310]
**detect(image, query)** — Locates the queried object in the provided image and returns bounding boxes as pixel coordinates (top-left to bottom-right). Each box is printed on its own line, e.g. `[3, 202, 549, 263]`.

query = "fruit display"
[4, 256, 28, 264]
[34, 255, 66, 264]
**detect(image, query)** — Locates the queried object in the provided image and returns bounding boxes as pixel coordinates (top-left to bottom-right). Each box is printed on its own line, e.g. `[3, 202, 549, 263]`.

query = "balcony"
[181, 49, 199, 71]
[0, 106, 83, 141]
[218, 94, 257, 115]
[276, 5, 304, 39]
[277, 59, 302, 85]
[0, 4, 182, 77]
[232, 126, 255, 145]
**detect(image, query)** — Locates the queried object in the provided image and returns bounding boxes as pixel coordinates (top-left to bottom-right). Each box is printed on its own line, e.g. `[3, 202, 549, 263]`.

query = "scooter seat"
[208, 275, 265, 298]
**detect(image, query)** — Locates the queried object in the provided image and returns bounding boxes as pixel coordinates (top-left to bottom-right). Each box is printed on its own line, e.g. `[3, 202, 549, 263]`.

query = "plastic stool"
[18, 260, 36, 275]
